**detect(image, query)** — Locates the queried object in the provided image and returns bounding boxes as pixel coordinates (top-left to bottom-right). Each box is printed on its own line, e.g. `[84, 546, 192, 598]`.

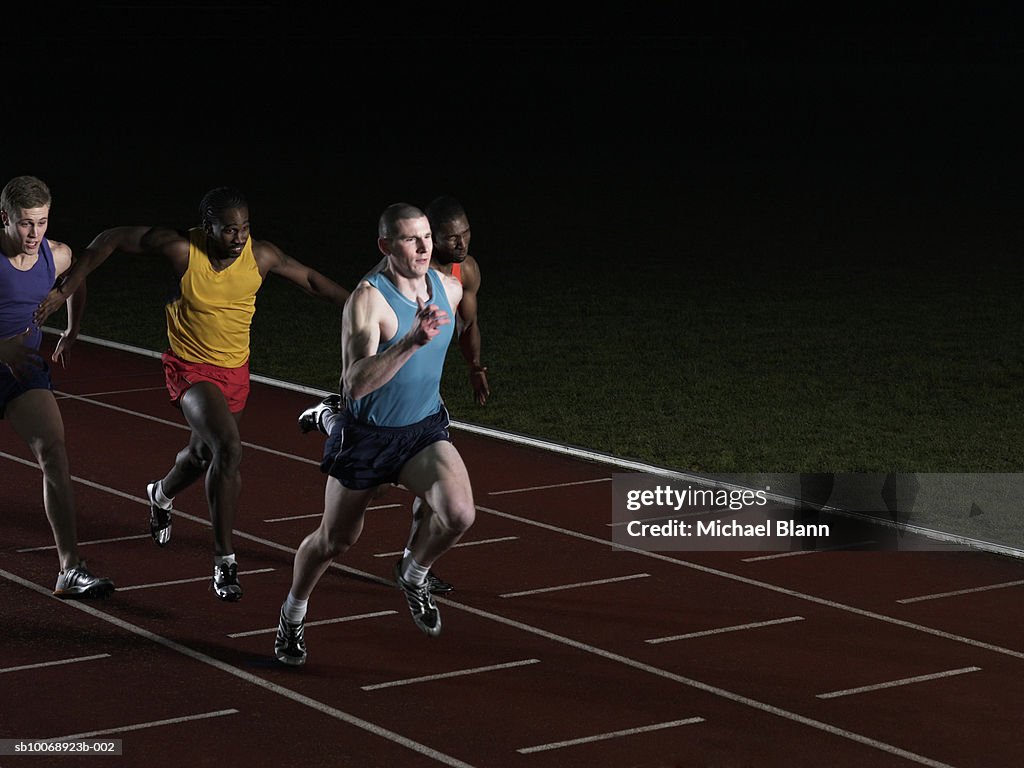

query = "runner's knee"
[435, 498, 475, 535]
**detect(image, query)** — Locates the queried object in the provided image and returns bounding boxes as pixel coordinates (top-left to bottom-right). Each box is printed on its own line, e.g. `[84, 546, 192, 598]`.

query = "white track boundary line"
[0, 478, 982, 767]
[517, 717, 706, 755]
[500, 573, 650, 598]
[373, 535, 519, 558]
[0, 568, 476, 768]
[475, 506, 1024, 661]
[896, 580, 1024, 604]
[817, 667, 983, 700]
[44, 330, 1024, 560]
[646, 616, 806, 644]
[54, 389, 319, 466]
[0, 654, 110, 674]
[49, 709, 239, 742]
[117, 568, 276, 592]
[5, 450, 1022, 663]
[228, 611, 397, 639]
[4, 333, 1014, 765]
[361, 658, 541, 691]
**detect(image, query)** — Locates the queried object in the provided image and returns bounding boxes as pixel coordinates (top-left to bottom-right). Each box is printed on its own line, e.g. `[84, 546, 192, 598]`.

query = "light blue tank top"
[348, 268, 454, 426]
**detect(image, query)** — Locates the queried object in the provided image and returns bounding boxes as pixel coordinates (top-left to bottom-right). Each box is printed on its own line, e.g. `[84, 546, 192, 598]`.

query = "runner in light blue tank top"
[348, 268, 454, 427]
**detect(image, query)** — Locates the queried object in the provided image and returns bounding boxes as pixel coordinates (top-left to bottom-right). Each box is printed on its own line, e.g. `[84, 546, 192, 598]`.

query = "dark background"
[9, 7, 1024, 258]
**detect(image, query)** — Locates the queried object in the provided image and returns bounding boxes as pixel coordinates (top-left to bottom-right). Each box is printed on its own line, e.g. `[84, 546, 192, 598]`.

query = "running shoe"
[394, 559, 441, 637]
[298, 394, 341, 434]
[212, 561, 243, 602]
[426, 570, 454, 594]
[53, 563, 114, 599]
[146, 481, 172, 547]
[274, 608, 307, 666]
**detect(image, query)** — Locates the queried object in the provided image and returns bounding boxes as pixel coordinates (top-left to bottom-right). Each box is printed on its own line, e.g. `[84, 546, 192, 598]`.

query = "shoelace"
[404, 580, 435, 612]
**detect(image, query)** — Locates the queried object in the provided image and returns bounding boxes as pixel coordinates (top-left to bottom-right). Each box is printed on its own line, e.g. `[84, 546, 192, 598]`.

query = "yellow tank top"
[165, 228, 263, 367]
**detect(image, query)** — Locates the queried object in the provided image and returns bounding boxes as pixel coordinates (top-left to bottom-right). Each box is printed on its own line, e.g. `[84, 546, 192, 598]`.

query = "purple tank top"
[0, 239, 57, 351]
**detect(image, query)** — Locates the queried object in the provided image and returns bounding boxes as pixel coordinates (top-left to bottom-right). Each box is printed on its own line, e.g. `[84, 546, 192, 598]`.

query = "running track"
[1, 336, 1022, 767]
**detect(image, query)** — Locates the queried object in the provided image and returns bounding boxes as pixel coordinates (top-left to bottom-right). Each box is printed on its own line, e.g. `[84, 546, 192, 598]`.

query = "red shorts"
[161, 351, 251, 413]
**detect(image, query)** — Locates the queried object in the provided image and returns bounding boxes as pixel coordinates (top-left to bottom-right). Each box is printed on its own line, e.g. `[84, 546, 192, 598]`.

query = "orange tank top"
[165, 228, 263, 367]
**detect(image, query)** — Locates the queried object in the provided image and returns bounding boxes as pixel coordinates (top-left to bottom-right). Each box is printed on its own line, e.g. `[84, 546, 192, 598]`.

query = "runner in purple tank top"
[0, 175, 114, 599]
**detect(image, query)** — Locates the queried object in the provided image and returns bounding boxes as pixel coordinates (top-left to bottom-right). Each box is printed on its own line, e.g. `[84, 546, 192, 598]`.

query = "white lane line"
[500, 573, 650, 598]
[53, 390, 320, 465]
[817, 667, 983, 700]
[373, 536, 518, 558]
[896, 580, 1024, 604]
[607, 507, 732, 527]
[475, 505, 1024, 661]
[17, 534, 152, 553]
[361, 659, 541, 691]
[488, 478, 611, 495]
[1, 465, 979, 767]
[646, 616, 805, 644]
[1, 568, 476, 768]
[44, 709, 239, 742]
[43, 334, 1024, 560]
[265, 504, 402, 523]
[0, 654, 110, 674]
[229, 611, 397, 638]
[517, 717, 705, 754]
[56, 386, 167, 398]
[449, 599, 960, 768]
[740, 542, 877, 561]
[6, 449, 1023, 668]
[116, 568, 276, 592]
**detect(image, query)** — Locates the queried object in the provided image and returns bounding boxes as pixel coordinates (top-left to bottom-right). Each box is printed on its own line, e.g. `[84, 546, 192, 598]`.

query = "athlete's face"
[432, 214, 471, 265]
[207, 206, 251, 258]
[381, 215, 432, 277]
[2, 205, 49, 256]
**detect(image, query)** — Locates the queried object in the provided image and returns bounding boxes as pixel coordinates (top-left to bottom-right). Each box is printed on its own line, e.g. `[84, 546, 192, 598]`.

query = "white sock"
[404, 498, 423, 559]
[214, 553, 236, 567]
[152, 481, 173, 509]
[401, 556, 430, 586]
[282, 593, 308, 623]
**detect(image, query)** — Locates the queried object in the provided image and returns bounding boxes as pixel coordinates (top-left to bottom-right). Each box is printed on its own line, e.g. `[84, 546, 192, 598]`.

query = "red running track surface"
[1, 337, 1022, 768]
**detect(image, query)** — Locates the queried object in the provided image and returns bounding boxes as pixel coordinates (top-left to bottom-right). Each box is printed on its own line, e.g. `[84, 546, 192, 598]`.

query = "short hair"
[198, 186, 248, 228]
[378, 202, 426, 239]
[1, 175, 52, 216]
[425, 196, 466, 229]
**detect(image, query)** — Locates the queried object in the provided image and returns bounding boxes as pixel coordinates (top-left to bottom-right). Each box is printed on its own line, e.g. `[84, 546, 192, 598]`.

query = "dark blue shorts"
[0, 357, 52, 418]
[320, 406, 452, 490]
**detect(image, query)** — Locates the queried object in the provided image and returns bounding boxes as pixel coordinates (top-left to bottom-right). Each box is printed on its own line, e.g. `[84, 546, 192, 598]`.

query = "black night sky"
[7, 8, 1024, 272]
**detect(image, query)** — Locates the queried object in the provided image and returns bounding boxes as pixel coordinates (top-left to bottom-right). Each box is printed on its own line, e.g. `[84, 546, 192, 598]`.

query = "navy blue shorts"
[320, 406, 452, 490]
[0, 357, 52, 418]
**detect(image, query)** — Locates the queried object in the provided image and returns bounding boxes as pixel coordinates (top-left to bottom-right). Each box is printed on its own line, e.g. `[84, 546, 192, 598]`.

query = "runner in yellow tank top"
[166, 228, 262, 368]
[36, 187, 351, 602]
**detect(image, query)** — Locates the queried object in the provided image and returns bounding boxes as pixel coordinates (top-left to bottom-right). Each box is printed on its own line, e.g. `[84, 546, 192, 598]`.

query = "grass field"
[43, 170, 1023, 553]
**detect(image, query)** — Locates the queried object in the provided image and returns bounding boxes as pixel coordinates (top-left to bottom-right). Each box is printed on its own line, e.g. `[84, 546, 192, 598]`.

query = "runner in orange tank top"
[36, 187, 351, 602]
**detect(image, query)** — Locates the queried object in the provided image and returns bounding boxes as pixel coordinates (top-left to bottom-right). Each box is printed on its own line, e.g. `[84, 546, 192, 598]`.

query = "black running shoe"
[54, 564, 114, 599]
[274, 608, 307, 666]
[426, 570, 454, 594]
[212, 561, 242, 602]
[298, 394, 341, 434]
[146, 481, 172, 547]
[394, 560, 441, 637]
